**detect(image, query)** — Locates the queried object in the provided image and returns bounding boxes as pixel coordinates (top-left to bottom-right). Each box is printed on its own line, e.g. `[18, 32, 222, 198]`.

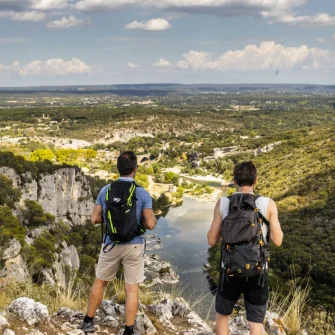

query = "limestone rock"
[1, 239, 21, 260]
[173, 297, 191, 318]
[143, 255, 179, 287]
[265, 312, 287, 335]
[9, 297, 49, 326]
[69, 312, 84, 325]
[0, 255, 29, 282]
[186, 311, 213, 335]
[0, 167, 94, 226]
[183, 329, 199, 335]
[148, 298, 173, 324]
[134, 313, 157, 335]
[41, 268, 56, 286]
[50, 243, 80, 289]
[61, 322, 72, 331]
[60, 244, 80, 271]
[99, 301, 118, 317]
[52, 258, 66, 289]
[254, 141, 282, 157]
[101, 316, 119, 328]
[66, 330, 85, 335]
[3, 329, 15, 335]
[148, 298, 175, 330]
[25, 330, 44, 335]
[57, 307, 76, 320]
[0, 314, 9, 328]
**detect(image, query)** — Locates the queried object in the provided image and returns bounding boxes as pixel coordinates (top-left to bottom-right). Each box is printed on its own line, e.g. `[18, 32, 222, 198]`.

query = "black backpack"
[220, 193, 270, 286]
[102, 180, 145, 252]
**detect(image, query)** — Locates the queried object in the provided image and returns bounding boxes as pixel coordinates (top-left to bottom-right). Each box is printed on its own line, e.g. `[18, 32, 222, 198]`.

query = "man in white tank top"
[207, 162, 283, 335]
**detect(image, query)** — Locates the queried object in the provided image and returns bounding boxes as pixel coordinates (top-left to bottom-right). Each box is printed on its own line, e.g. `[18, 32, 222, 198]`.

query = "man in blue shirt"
[80, 151, 157, 335]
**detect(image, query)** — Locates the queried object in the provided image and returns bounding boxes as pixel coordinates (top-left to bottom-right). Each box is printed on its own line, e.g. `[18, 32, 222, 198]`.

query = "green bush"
[0, 206, 26, 254]
[0, 175, 21, 209]
[23, 232, 57, 273]
[164, 172, 179, 186]
[22, 200, 55, 227]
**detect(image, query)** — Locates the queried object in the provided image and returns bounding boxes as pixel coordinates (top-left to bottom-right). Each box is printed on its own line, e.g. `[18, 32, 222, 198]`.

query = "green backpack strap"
[101, 181, 116, 246]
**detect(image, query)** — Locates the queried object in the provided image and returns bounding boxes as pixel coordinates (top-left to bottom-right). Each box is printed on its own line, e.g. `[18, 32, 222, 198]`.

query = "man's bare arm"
[268, 199, 283, 247]
[207, 200, 222, 247]
[91, 204, 103, 225]
[142, 208, 157, 230]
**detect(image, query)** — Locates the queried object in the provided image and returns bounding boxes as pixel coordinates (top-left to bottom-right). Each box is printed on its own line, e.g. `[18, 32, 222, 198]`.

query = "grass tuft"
[268, 272, 310, 334]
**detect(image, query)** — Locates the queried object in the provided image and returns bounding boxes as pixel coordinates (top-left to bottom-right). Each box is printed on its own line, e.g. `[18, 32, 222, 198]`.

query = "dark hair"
[117, 151, 137, 176]
[233, 161, 257, 187]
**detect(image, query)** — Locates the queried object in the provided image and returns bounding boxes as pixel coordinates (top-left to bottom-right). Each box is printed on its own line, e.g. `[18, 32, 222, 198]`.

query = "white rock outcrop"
[265, 312, 287, 335]
[0, 167, 94, 226]
[60, 242, 80, 270]
[254, 141, 282, 156]
[26, 330, 45, 335]
[1, 239, 21, 260]
[3, 329, 15, 335]
[143, 254, 179, 287]
[0, 255, 29, 282]
[9, 297, 49, 326]
[134, 313, 157, 335]
[0, 314, 10, 328]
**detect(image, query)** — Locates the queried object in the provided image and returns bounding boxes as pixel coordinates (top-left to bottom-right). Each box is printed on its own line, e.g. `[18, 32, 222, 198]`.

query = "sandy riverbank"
[163, 167, 228, 185]
[184, 188, 223, 203]
[181, 173, 228, 185]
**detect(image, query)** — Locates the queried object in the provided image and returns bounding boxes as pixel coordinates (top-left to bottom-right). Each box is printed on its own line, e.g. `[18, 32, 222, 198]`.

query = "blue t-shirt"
[96, 177, 152, 245]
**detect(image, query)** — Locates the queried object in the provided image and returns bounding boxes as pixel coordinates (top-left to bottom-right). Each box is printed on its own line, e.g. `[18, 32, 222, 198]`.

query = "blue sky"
[0, 0, 335, 86]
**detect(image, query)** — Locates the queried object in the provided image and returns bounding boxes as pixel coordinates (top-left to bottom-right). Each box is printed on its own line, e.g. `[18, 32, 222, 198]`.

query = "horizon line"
[0, 82, 334, 89]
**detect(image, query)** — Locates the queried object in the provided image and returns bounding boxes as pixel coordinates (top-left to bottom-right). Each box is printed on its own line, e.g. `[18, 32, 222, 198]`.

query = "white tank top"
[220, 193, 270, 240]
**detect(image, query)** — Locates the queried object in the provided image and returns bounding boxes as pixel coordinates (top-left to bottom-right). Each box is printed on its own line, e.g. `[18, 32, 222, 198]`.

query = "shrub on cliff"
[0, 206, 26, 253]
[22, 232, 57, 273]
[22, 200, 55, 227]
[0, 175, 21, 209]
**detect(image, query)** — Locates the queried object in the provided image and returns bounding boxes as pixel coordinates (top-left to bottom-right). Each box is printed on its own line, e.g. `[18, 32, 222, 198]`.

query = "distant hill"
[1, 83, 335, 96]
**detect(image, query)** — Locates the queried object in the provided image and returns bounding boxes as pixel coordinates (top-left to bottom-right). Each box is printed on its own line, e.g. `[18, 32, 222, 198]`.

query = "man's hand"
[207, 200, 221, 247]
[142, 208, 157, 230]
[91, 204, 103, 225]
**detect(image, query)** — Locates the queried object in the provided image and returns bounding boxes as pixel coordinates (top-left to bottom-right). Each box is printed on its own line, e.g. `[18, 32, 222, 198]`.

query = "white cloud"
[125, 18, 171, 31]
[73, 0, 335, 29]
[263, 11, 335, 27]
[0, 64, 10, 72]
[153, 58, 173, 67]
[46, 15, 84, 28]
[0, 1, 69, 23]
[0, 0, 69, 11]
[33, 0, 69, 10]
[74, 0, 305, 13]
[0, 10, 46, 21]
[317, 38, 327, 44]
[127, 62, 140, 71]
[170, 41, 335, 72]
[1, 58, 93, 76]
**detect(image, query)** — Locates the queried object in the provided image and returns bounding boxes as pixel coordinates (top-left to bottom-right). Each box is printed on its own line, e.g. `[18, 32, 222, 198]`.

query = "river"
[149, 182, 227, 319]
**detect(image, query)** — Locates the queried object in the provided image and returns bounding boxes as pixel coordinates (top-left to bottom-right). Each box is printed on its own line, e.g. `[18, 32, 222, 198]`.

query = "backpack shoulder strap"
[105, 181, 117, 201]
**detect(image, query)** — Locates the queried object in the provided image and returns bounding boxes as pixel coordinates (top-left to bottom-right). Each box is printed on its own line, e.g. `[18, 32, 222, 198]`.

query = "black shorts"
[215, 275, 268, 323]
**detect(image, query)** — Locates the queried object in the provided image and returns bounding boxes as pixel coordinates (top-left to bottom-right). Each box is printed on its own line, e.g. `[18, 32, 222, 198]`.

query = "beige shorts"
[96, 244, 145, 284]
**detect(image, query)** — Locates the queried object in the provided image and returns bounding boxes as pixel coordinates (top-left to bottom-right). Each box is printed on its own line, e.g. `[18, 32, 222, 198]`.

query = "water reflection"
[150, 194, 224, 317]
